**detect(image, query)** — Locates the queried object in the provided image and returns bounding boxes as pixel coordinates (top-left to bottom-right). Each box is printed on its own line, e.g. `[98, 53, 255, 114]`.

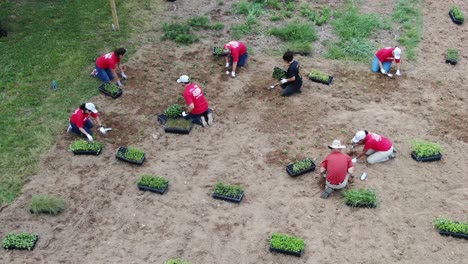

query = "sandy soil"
[1, 0, 467, 263]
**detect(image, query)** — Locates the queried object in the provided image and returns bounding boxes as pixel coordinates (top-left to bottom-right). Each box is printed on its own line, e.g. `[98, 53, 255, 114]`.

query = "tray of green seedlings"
[411, 140, 443, 162]
[434, 217, 468, 240]
[99, 82, 123, 99]
[137, 174, 169, 194]
[213, 46, 227, 57]
[212, 182, 245, 203]
[286, 159, 316, 177]
[164, 118, 193, 134]
[449, 6, 464, 25]
[343, 189, 377, 208]
[269, 233, 304, 257]
[272, 66, 287, 80]
[309, 69, 333, 85]
[29, 195, 65, 215]
[2, 233, 39, 250]
[69, 139, 103, 155]
[165, 259, 190, 264]
[116, 146, 145, 165]
[446, 49, 458, 65]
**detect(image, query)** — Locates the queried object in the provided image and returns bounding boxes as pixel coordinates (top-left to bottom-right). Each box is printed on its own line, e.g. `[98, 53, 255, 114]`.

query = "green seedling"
[69, 139, 103, 154]
[451, 6, 465, 21]
[434, 217, 468, 235]
[165, 118, 192, 129]
[270, 233, 305, 253]
[213, 47, 226, 56]
[165, 104, 183, 118]
[292, 159, 313, 173]
[309, 69, 330, 82]
[446, 49, 458, 61]
[165, 258, 190, 264]
[29, 195, 65, 215]
[213, 182, 244, 199]
[137, 175, 168, 190]
[343, 189, 377, 207]
[117, 147, 145, 162]
[2, 233, 38, 250]
[102, 83, 120, 96]
[411, 140, 443, 158]
[272, 67, 287, 80]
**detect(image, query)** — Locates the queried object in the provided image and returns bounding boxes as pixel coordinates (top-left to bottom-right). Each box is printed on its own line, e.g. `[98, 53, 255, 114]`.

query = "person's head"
[352, 130, 368, 144]
[328, 139, 346, 152]
[223, 47, 231, 56]
[80, 102, 98, 114]
[176, 75, 190, 85]
[114, 48, 126, 57]
[283, 51, 294, 63]
[393, 47, 401, 59]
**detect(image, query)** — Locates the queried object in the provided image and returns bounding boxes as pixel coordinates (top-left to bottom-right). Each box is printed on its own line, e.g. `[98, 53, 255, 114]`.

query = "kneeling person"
[177, 75, 213, 127]
[280, 51, 303, 96]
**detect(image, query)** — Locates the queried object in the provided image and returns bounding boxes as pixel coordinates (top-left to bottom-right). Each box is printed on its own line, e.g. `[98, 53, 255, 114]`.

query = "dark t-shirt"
[286, 60, 302, 90]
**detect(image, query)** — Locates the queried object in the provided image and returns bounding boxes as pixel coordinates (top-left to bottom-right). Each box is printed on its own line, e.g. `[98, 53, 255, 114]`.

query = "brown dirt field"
[1, 1, 467, 263]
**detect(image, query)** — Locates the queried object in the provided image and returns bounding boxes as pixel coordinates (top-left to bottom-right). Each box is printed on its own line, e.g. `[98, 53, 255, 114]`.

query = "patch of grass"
[392, 0, 423, 61]
[325, 38, 376, 62]
[270, 22, 317, 42]
[29, 195, 65, 215]
[161, 22, 199, 44]
[300, 4, 332, 26]
[188, 16, 210, 29]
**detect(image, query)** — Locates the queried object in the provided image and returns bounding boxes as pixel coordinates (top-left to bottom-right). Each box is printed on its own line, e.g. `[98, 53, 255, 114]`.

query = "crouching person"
[67, 102, 106, 141]
[177, 75, 213, 127]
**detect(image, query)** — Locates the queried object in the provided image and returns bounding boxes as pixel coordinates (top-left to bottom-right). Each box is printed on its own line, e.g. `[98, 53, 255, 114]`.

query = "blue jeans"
[70, 119, 94, 136]
[95, 64, 114, 83]
[230, 53, 248, 67]
[184, 108, 212, 126]
[371, 56, 392, 72]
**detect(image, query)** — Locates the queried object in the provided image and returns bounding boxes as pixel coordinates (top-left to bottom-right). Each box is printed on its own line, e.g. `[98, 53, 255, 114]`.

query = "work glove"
[121, 72, 128, 80]
[280, 78, 288, 84]
[182, 111, 188, 117]
[231, 71, 236, 78]
[396, 70, 401, 76]
[225, 63, 229, 68]
[225, 70, 229, 75]
[99, 127, 106, 134]
[352, 158, 357, 164]
[116, 80, 123, 87]
[380, 68, 387, 74]
[86, 134, 94, 142]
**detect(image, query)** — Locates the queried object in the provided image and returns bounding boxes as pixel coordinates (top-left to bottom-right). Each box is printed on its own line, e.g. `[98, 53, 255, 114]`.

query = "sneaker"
[296, 89, 302, 94]
[321, 187, 334, 199]
[207, 112, 213, 126]
[66, 124, 72, 133]
[389, 152, 396, 159]
[200, 116, 208, 127]
[90, 69, 98, 77]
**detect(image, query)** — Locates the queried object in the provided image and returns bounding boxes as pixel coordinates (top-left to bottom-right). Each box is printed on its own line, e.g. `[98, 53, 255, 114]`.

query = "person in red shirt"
[92, 48, 127, 87]
[319, 140, 355, 199]
[67, 102, 106, 142]
[351, 130, 396, 164]
[223, 41, 248, 78]
[177, 75, 213, 127]
[371, 46, 402, 76]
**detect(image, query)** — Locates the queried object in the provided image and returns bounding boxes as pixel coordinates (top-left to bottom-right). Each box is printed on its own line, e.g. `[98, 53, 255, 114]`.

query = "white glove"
[182, 111, 188, 117]
[121, 72, 128, 80]
[280, 78, 288, 84]
[86, 134, 94, 142]
[352, 158, 357, 164]
[225, 63, 229, 68]
[99, 127, 106, 134]
[231, 71, 235, 77]
[116, 80, 123, 87]
[226, 70, 229, 75]
[396, 70, 401, 76]
[380, 68, 387, 74]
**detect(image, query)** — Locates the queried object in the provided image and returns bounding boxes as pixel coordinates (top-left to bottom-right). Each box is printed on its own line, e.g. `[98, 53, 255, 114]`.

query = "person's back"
[183, 83, 208, 115]
[323, 152, 351, 185]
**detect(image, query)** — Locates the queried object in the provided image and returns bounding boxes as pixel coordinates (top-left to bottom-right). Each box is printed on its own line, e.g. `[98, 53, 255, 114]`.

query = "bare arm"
[111, 68, 120, 83]
[186, 103, 195, 114]
[232, 61, 238, 73]
[78, 127, 91, 137]
[95, 116, 103, 127]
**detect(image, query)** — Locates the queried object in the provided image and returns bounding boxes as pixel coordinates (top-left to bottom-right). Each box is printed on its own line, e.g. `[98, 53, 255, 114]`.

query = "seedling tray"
[449, 10, 464, 25]
[446, 59, 457, 65]
[212, 191, 244, 203]
[138, 185, 168, 194]
[72, 149, 101, 156]
[164, 125, 193, 135]
[3, 236, 38, 250]
[99, 83, 123, 99]
[439, 230, 468, 240]
[115, 146, 145, 165]
[272, 67, 287, 80]
[345, 201, 377, 208]
[293, 51, 311, 56]
[157, 114, 168, 125]
[213, 47, 227, 57]
[286, 161, 316, 177]
[411, 151, 442, 162]
[309, 76, 333, 85]
[269, 246, 303, 257]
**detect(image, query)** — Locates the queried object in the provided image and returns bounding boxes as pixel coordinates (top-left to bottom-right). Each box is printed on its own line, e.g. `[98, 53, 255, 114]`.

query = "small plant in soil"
[2, 233, 38, 250]
[451, 6, 464, 22]
[446, 48, 458, 61]
[117, 147, 145, 162]
[309, 69, 330, 82]
[272, 66, 287, 80]
[434, 217, 468, 235]
[213, 182, 244, 199]
[270, 233, 305, 254]
[165, 104, 183, 118]
[101, 82, 120, 96]
[411, 140, 443, 158]
[213, 46, 226, 56]
[165, 118, 192, 129]
[165, 259, 189, 264]
[69, 139, 103, 153]
[29, 195, 65, 215]
[292, 159, 313, 174]
[343, 189, 377, 208]
[137, 174, 169, 190]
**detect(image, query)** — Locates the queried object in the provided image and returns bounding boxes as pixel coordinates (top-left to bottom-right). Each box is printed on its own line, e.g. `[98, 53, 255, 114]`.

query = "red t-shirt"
[183, 83, 209, 115]
[96, 52, 121, 69]
[223, 41, 247, 63]
[376, 47, 401, 64]
[321, 152, 353, 185]
[363, 133, 393, 152]
[70, 108, 98, 128]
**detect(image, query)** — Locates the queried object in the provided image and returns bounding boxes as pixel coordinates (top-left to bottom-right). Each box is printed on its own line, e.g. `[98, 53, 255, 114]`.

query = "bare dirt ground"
[1, 0, 467, 263]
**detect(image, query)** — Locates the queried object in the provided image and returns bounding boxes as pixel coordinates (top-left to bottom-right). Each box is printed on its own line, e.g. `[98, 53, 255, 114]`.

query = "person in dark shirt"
[280, 51, 303, 97]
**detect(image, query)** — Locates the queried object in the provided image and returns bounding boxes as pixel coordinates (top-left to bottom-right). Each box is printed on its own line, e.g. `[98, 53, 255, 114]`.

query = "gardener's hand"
[86, 134, 94, 142]
[99, 127, 106, 134]
[225, 63, 229, 68]
[121, 72, 128, 80]
[182, 111, 188, 117]
[380, 68, 387, 74]
[396, 70, 401, 76]
[352, 158, 358, 164]
[116, 80, 123, 87]
[225, 70, 229, 75]
[280, 78, 288, 84]
[231, 71, 236, 78]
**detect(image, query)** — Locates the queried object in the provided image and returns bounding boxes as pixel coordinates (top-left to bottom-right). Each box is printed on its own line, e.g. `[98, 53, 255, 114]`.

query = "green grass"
[434, 217, 468, 235]
[343, 189, 377, 207]
[0, 1, 147, 205]
[161, 22, 199, 44]
[392, 0, 423, 61]
[29, 195, 65, 215]
[269, 21, 317, 54]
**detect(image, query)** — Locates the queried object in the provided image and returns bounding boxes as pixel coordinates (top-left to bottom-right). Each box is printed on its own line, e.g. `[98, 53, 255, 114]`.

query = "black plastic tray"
[411, 151, 442, 162]
[99, 83, 123, 99]
[309, 76, 333, 85]
[286, 160, 316, 177]
[345, 201, 377, 208]
[269, 246, 303, 257]
[3, 235, 38, 250]
[115, 146, 145, 165]
[449, 10, 464, 25]
[164, 125, 193, 135]
[72, 149, 101, 156]
[212, 191, 244, 203]
[439, 230, 468, 240]
[446, 58, 457, 65]
[272, 66, 287, 80]
[138, 185, 168, 194]
[157, 114, 168, 125]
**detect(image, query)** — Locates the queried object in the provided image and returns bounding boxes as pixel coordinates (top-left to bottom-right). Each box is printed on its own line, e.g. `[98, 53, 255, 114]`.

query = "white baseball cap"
[177, 75, 190, 83]
[85, 102, 98, 113]
[352, 131, 366, 144]
[393, 47, 401, 59]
